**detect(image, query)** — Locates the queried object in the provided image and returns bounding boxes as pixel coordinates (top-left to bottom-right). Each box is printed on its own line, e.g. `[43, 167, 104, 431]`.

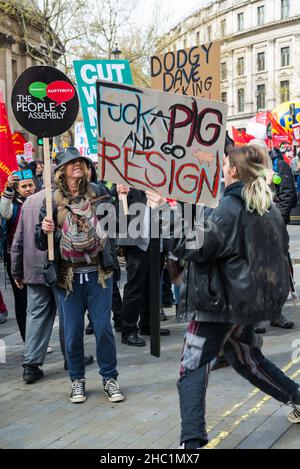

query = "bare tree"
[0, 0, 86, 70]
[78, 0, 169, 87]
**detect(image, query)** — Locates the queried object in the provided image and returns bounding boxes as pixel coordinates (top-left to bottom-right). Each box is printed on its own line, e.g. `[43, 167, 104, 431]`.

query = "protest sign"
[74, 122, 97, 161]
[292, 123, 300, 144]
[11, 66, 79, 138]
[151, 42, 220, 100]
[24, 142, 33, 163]
[97, 81, 227, 208]
[73, 60, 133, 154]
[11, 66, 79, 260]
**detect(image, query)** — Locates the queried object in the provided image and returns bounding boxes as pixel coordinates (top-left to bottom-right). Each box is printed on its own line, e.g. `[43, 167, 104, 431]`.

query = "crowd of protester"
[0, 139, 299, 447]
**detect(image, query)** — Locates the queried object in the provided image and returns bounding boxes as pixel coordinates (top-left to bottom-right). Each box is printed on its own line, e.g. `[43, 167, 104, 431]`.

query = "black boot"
[23, 365, 44, 384]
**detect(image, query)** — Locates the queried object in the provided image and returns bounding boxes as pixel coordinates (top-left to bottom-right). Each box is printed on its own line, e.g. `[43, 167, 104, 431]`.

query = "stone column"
[267, 38, 276, 110]
[245, 45, 253, 114]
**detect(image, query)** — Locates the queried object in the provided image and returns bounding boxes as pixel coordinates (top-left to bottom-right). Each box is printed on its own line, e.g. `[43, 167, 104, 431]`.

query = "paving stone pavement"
[0, 227, 300, 449]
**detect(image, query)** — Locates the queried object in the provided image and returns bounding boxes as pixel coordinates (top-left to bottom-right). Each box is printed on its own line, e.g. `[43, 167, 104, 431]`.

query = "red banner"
[0, 102, 18, 193]
[267, 111, 292, 143]
[12, 131, 27, 156]
[232, 127, 255, 146]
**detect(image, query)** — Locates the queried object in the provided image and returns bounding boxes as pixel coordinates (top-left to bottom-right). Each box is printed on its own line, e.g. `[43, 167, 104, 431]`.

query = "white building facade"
[159, 0, 300, 130]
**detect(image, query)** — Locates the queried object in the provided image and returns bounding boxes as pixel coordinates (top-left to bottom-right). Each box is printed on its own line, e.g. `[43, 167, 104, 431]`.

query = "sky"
[135, 1, 212, 32]
[160, 0, 212, 29]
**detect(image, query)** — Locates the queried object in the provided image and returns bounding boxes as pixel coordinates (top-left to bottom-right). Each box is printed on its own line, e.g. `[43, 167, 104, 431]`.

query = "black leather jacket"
[270, 148, 297, 224]
[173, 182, 290, 325]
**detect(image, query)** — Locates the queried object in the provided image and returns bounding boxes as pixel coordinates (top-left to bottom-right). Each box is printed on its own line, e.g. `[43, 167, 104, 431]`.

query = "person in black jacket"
[270, 147, 297, 224]
[116, 186, 170, 346]
[255, 147, 297, 332]
[146, 145, 300, 448]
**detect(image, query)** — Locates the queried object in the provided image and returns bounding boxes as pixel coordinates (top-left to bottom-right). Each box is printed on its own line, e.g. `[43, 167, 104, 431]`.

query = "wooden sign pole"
[119, 193, 129, 215]
[43, 138, 54, 261]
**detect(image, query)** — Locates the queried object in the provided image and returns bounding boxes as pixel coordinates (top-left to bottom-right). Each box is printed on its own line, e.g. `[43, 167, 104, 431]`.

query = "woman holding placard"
[146, 145, 300, 448]
[35, 147, 124, 405]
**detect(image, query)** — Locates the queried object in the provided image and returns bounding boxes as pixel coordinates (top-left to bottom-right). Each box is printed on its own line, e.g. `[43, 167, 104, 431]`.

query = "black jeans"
[121, 246, 163, 337]
[5, 253, 27, 342]
[178, 321, 300, 447]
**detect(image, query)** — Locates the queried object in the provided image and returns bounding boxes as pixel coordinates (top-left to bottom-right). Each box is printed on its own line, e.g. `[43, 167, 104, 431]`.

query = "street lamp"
[111, 43, 122, 60]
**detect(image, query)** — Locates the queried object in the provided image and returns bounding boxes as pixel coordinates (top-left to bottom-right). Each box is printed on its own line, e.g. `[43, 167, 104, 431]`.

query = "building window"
[280, 80, 290, 102]
[221, 62, 227, 80]
[257, 5, 265, 25]
[221, 92, 227, 103]
[173, 44, 176, 52]
[281, 46, 290, 67]
[281, 0, 290, 19]
[237, 12, 244, 31]
[256, 84, 266, 110]
[196, 31, 200, 44]
[183, 38, 187, 49]
[238, 89, 245, 112]
[207, 25, 212, 42]
[221, 19, 226, 37]
[237, 57, 245, 76]
[257, 52, 265, 71]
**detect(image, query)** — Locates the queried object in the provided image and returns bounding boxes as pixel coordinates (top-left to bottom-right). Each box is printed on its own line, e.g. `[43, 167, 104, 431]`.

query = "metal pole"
[149, 211, 161, 358]
[290, 103, 297, 158]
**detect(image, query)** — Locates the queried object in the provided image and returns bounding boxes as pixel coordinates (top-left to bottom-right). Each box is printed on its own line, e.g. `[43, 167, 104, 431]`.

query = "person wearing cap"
[11, 166, 94, 384]
[84, 158, 123, 335]
[35, 147, 124, 404]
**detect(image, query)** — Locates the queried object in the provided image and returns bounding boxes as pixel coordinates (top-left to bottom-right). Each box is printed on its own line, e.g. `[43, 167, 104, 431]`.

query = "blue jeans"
[178, 321, 300, 447]
[56, 273, 117, 381]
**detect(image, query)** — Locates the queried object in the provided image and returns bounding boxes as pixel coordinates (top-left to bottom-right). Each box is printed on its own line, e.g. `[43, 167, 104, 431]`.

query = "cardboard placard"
[151, 42, 220, 100]
[97, 81, 227, 208]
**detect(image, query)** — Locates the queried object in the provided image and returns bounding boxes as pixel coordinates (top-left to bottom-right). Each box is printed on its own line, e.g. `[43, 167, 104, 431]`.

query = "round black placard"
[11, 66, 79, 138]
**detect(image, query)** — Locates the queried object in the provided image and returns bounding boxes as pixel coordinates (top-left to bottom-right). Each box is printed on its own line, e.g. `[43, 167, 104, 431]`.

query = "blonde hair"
[228, 145, 273, 216]
[54, 160, 88, 188]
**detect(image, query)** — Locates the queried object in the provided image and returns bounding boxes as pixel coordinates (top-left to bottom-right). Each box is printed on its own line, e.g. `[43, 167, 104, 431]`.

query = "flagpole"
[43, 138, 54, 261]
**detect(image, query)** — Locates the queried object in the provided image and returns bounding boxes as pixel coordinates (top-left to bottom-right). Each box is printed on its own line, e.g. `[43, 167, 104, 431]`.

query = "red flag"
[266, 111, 292, 143]
[12, 131, 27, 156]
[240, 129, 255, 143]
[0, 102, 18, 193]
[232, 127, 246, 146]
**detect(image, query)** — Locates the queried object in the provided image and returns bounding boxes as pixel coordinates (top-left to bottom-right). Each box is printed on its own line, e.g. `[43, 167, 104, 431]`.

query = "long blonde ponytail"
[228, 145, 273, 216]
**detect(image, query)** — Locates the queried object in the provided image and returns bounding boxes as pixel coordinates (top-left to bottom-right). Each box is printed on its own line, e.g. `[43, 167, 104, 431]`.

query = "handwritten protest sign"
[151, 42, 220, 100]
[73, 60, 133, 155]
[24, 141, 33, 163]
[97, 81, 227, 208]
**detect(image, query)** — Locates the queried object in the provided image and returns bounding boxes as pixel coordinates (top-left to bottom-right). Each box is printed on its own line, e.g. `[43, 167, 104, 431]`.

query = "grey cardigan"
[11, 190, 48, 284]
